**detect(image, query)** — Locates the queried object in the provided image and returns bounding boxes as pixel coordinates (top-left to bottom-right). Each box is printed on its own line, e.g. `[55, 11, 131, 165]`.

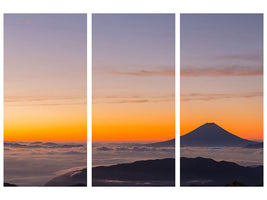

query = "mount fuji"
[180, 123, 259, 147]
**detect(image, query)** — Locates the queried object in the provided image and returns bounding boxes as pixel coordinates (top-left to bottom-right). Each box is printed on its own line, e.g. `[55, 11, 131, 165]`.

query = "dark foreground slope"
[93, 158, 175, 186]
[181, 123, 258, 147]
[181, 157, 263, 186]
[45, 168, 87, 186]
[4, 183, 17, 186]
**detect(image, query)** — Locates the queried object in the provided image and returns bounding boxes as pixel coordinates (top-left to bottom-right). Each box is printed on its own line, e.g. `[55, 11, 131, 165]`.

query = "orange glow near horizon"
[93, 123, 175, 141]
[92, 101, 175, 141]
[4, 104, 87, 141]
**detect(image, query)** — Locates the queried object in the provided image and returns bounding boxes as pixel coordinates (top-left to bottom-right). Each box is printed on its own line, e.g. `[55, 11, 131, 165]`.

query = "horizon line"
[92, 138, 174, 142]
[4, 139, 87, 142]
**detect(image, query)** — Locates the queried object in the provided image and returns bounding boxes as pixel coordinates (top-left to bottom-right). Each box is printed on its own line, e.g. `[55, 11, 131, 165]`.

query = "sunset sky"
[92, 14, 175, 141]
[4, 14, 87, 141]
[181, 14, 263, 140]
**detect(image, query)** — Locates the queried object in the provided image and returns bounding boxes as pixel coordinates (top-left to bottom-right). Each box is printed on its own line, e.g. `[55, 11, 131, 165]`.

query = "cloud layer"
[5, 95, 86, 106]
[4, 141, 86, 186]
[181, 146, 263, 166]
[181, 65, 263, 77]
[181, 92, 262, 101]
[109, 69, 175, 77]
[95, 145, 173, 152]
[4, 141, 84, 149]
[93, 94, 174, 104]
[92, 141, 175, 167]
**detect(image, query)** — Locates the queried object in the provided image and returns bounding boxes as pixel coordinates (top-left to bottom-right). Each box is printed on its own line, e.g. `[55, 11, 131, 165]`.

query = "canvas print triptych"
[3, 13, 263, 187]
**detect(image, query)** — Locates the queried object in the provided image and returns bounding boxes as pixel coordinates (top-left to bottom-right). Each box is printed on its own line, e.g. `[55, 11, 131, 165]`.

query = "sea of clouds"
[4, 141, 86, 186]
[92, 141, 175, 167]
[6, 141, 258, 186]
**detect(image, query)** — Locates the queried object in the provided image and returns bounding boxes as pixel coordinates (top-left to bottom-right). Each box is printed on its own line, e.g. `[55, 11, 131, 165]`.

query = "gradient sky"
[4, 14, 87, 141]
[181, 14, 263, 140]
[92, 14, 175, 141]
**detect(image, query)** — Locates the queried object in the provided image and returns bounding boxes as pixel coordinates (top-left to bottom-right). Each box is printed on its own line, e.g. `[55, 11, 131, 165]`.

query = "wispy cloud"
[109, 69, 175, 77]
[5, 96, 86, 102]
[181, 65, 263, 77]
[5, 95, 86, 106]
[181, 92, 262, 101]
[109, 100, 150, 104]
[93, 94, 174, 104]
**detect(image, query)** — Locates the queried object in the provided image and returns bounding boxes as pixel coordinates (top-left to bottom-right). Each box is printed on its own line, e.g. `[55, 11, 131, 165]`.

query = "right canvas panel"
[180, 14, 263, 186]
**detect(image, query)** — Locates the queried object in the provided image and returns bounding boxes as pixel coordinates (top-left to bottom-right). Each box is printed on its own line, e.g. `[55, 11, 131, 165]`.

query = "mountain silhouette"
[93, 158, 175, 186]
[146, 138, 175, 147]
[181, 123, 259, 147]
[181, 157, 263, 186]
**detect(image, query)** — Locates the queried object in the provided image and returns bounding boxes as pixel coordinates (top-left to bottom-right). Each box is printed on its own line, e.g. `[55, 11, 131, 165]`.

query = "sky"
[92, 14, 175, 141]
[4, 14, 87, 141]
[180, 14, 263, 140]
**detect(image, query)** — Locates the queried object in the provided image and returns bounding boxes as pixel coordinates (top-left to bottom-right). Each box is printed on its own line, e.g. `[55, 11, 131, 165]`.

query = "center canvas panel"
[92, 14, 175, 186]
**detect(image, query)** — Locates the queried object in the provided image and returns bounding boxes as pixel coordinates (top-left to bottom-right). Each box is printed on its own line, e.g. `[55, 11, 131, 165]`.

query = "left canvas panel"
[4, 14, 87, 186]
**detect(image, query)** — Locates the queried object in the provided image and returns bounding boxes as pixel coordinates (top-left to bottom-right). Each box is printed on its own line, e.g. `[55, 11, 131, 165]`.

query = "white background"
[0, 0, 266, 199]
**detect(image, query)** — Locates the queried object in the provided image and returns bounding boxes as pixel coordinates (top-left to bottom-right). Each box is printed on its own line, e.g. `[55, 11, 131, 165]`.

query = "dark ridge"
[225, 181, 247, 186]
[70, 183, 87, 186]
[4, 183, 17, 186]
[93, 158, 175, 186]
[181, 123, 259, 147]
[180, 157, 263, 186]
